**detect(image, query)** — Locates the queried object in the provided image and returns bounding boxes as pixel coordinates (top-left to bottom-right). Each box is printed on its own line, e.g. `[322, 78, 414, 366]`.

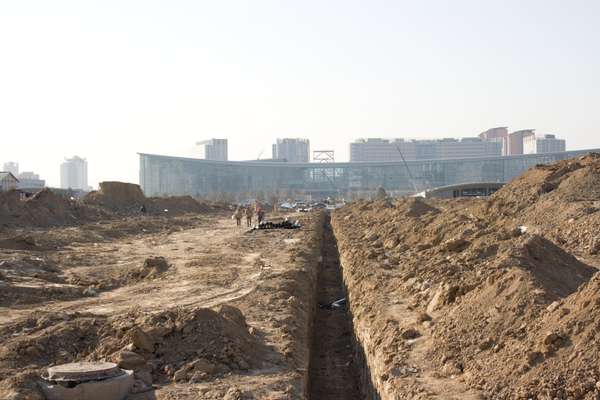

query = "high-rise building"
[479, 127, 509, 156]
[196, 139, 228, 161]
[60, 156, 88, 190]
[523, 134, 566, 154]
[272, 138, 310, 163]
[508, 130, 536, 156]
[3, 162, 19, 176]
[349, 137, 502, 162]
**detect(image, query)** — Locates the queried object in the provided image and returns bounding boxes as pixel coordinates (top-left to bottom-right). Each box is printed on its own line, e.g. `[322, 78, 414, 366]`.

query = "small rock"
[83, 286, 98, 297]
[442, 361, 463, 376]
[365, 232, 379, 242]
[444, 238, 470, 252]
[131, 328, 154, 352]
[590, 237, 600, 255]
[189, 371, 207, 383]
[224, 388, 244, 400]
[384, 238, 399, 249]
[478, 338, 495, 351]
[416, 312, 432, 322]
[173, 367, 189, 382]
[117, 350, 146, 370]
[546, 301, 560, 313]
[401, 328, 421, 340]
[191, 358, 217, 374]
[526, 351, 543, 366]
[422, 320, 434, 329]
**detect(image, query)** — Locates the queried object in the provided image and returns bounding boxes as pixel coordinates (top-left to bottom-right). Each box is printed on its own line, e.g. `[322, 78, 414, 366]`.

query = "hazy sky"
[1, 0, 599, 187]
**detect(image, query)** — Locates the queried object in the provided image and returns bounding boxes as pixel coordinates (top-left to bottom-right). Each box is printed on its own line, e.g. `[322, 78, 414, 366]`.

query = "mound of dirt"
[148, 195, 212, 215]
[482, 153, 600, 254]
[401, 197, 441, 218]
[0, 305, 262, 398]
[129, 256, 171, 280]
[0, 189, 107, 228]
[84, 181, 146, 212]
[331, 155, 600, 398]
[85, 181, 215, 216]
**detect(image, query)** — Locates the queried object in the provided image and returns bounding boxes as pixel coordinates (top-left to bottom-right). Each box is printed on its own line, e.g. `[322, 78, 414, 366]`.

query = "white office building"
[272, 138, 310, 163]
[523, 134, 566, 154]
[196, 139, 228, 161]
[60, 156, 88, 190]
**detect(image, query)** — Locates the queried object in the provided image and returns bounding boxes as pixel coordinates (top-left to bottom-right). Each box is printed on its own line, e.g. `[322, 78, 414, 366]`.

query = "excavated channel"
[308, 216, 364, 399]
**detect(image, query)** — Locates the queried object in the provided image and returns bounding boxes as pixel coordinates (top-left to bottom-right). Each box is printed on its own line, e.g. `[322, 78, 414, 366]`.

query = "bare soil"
[0, 209, 325, 400]
[332, 153, 600, 399]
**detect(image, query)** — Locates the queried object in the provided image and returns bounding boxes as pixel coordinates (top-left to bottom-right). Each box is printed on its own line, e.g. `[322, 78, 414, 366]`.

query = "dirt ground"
[332, 153, 600, 399]
[0, 210, 324, 400]
[4, 154, 600, 400]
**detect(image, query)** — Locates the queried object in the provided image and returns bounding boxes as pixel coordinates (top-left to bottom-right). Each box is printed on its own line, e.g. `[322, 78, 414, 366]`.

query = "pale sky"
[1, 0, 599, 188]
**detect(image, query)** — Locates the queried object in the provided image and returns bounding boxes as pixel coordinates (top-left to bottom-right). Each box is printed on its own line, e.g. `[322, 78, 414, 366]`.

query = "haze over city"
[1, 0, 599, 187]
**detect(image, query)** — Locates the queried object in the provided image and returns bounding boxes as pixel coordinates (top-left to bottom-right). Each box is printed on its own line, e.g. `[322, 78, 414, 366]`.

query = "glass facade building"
[139, 149, 599, 198]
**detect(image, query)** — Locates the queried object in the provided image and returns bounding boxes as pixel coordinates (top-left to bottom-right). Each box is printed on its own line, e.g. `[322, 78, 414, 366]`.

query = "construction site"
[2, 153, 600, 400]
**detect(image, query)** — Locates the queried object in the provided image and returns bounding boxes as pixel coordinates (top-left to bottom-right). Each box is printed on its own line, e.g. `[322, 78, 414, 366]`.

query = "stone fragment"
[131, 328, 154, 352]
[546, 301, 560, 313]
[590, 237, 600, 255]
[401, 328, 421, 340]
[173, 367, 189, 382]
[117, 351, 146, 370]
[191, 358, 217, 375]
[224, 387, 243, 400]
[444, 238, 470, 252]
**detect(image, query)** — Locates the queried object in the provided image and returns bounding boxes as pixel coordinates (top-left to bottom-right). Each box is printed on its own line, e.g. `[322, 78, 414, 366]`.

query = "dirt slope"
[332, 153, 600, 399]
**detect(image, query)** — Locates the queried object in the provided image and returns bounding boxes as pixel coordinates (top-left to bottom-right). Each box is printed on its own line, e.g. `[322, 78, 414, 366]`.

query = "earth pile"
[84, 181, 214, 215]
[0, 305, 263, 398]
[332, 153, 600, 399]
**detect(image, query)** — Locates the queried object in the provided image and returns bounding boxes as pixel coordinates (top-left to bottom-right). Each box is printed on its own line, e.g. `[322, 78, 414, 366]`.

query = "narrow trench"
[308, 215, 363, 400]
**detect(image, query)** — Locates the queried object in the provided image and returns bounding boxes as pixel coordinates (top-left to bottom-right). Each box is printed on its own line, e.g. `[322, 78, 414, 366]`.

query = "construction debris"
[254, 219, 301, 230]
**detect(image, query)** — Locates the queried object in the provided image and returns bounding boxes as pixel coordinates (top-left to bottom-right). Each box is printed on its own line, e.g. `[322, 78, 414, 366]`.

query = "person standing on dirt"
[233, 206, 243, 227]
[256, 204, 265, 224]
[245, 206, 253, 227]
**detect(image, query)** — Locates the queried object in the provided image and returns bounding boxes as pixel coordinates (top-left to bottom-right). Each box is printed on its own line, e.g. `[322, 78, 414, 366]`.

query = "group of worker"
[233, 203, 265, 227]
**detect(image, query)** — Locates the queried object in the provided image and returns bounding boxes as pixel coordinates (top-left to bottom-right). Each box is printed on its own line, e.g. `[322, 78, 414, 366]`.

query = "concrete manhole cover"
[46, 361, 124, 382]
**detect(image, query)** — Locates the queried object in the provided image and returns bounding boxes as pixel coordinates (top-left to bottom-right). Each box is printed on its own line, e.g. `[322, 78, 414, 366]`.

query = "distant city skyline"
[1, 1, 599, 187]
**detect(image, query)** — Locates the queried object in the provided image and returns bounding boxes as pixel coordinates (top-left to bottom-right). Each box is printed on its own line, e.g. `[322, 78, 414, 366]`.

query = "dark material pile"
[256, 220, 301, 230]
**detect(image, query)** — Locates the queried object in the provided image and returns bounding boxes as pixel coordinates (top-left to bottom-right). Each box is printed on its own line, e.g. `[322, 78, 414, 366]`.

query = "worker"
[245, 206, 253, 227]
[140, 204, 147, 214]
[233, 206, 243, 227]
[256, 204, 265, 224]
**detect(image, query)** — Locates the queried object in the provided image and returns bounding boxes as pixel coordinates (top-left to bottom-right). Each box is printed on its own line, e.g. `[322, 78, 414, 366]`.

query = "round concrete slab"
[46, 361, 124, 382]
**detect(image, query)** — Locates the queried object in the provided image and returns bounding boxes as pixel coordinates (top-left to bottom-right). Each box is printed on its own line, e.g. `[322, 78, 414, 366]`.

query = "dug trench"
[308, 215, 371, 400]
